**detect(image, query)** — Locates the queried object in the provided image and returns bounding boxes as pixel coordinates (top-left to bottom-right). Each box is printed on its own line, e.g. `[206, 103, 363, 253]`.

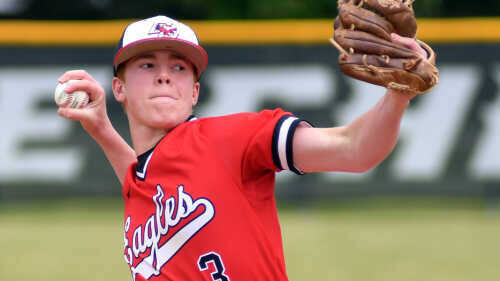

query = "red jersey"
[122, 109, 306, 281]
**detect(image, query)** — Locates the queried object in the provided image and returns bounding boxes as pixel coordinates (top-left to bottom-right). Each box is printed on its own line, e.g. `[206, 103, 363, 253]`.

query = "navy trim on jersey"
[272, 115, 308, 175]
[272, 116, 289, 171]
[187, 115, 198, 122]
[136, 146, 155, 181]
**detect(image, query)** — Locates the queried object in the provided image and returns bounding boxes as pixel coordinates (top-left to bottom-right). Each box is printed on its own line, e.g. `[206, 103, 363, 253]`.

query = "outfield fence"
[0, 19, 499, 201]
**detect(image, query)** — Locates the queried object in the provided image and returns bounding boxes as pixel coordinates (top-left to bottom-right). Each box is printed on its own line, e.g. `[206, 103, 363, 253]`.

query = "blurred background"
[0, 1, 499, 281]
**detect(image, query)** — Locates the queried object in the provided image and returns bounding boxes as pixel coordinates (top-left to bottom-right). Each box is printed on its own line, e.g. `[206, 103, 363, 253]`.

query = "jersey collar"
[135, 115, 198, 180]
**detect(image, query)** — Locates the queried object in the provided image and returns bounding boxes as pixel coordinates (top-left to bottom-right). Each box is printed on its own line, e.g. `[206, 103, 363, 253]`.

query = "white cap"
[113, 15, 208, 79]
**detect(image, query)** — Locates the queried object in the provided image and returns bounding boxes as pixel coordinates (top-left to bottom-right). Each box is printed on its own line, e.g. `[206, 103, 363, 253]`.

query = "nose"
[155, 68, 171, 85]
[156, 75, 170, 85]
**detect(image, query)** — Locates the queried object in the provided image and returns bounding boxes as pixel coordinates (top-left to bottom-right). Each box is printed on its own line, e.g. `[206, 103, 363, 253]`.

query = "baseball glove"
[330, 0, 439, 94]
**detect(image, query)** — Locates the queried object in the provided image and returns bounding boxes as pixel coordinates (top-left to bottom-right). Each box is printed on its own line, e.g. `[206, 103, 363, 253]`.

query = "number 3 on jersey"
[198, 252, 230, 281]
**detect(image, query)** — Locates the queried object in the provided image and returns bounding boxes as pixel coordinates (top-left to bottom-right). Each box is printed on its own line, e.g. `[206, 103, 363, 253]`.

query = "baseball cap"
[113, 15, 208, 79]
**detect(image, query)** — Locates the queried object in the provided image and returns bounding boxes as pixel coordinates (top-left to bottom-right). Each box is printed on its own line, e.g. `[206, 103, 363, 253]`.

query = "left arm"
[293, 89, 411, 173]
[292, 34, 428, 174]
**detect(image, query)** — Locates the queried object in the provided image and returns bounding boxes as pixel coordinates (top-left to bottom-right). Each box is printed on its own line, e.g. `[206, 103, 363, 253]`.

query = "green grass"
[1, 197, 499, 281]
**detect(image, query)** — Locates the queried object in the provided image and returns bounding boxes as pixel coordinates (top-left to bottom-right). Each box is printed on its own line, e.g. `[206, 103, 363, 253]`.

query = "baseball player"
[56, 12, 432, 281]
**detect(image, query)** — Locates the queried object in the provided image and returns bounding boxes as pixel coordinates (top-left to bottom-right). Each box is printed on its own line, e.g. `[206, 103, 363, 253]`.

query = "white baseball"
[54, 80, 90, 109]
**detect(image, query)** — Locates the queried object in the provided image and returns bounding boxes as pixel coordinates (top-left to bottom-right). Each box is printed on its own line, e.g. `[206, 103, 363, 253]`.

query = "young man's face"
[113, 49, 200, 131]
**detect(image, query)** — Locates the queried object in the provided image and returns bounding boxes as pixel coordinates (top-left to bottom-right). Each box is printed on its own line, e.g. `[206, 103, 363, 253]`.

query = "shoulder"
[193, 108, 291, 127]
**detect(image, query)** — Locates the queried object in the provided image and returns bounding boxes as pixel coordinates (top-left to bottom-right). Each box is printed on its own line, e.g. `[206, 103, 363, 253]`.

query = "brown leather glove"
[330, 0, 439, 94]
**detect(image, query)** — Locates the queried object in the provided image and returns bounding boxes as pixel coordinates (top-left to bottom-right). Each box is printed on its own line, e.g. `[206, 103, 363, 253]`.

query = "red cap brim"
[114, 38, 208, 79]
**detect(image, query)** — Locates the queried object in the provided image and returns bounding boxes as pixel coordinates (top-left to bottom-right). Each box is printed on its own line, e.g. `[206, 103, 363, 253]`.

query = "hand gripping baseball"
[56, 70, 110, 136]
[330, 0, 439, 94]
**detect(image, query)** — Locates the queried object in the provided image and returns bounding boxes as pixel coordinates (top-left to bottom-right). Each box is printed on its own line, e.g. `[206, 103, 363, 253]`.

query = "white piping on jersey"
[277, 116, 299, 171]
[136, 150, 154, 179]
[125, 185, 215, 280]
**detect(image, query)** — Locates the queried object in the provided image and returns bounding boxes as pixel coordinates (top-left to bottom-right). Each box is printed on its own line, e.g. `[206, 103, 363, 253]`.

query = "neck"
[130, 125, 167, 156]
[127, 110, 194, 156]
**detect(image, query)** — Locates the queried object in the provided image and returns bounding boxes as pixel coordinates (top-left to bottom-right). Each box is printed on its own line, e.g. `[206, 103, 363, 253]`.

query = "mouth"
[150, 94, 177, 102]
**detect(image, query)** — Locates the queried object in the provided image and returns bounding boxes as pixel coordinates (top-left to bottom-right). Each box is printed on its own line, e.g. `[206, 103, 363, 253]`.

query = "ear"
[191, 82, 200, 107]
[112, 77, 126, 102]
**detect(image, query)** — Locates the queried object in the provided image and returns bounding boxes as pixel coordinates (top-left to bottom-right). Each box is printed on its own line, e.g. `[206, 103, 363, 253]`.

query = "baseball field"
[1, 196, 499, 281]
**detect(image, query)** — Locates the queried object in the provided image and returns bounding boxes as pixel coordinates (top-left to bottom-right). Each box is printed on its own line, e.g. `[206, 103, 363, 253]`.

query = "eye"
[140, 63, 154, 69]
[172, 64, 185, 71]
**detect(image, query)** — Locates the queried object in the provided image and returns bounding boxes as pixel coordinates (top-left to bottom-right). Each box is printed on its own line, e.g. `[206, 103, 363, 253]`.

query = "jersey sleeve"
[270, 114, 309, 175]
[198, 108, 310, 191]
[242, 108, 310, 176]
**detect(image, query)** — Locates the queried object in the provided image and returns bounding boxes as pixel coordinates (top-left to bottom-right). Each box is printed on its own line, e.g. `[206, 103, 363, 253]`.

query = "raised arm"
[293, 89, 410, 173]
[293, 34, 428, 174]
[57, 70, 136, 184]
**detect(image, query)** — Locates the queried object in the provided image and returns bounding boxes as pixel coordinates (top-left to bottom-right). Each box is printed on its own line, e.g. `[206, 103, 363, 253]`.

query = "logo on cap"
[149, 22, 179, 39]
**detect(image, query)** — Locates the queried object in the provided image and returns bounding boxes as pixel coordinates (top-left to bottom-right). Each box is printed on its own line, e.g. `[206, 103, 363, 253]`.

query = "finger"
[391, 33, 426, 58]
[58, 69, 96, 84]
[390, 33, 415, 47]
[62, 79, 105, 103]
[57, 107, 91, 121]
